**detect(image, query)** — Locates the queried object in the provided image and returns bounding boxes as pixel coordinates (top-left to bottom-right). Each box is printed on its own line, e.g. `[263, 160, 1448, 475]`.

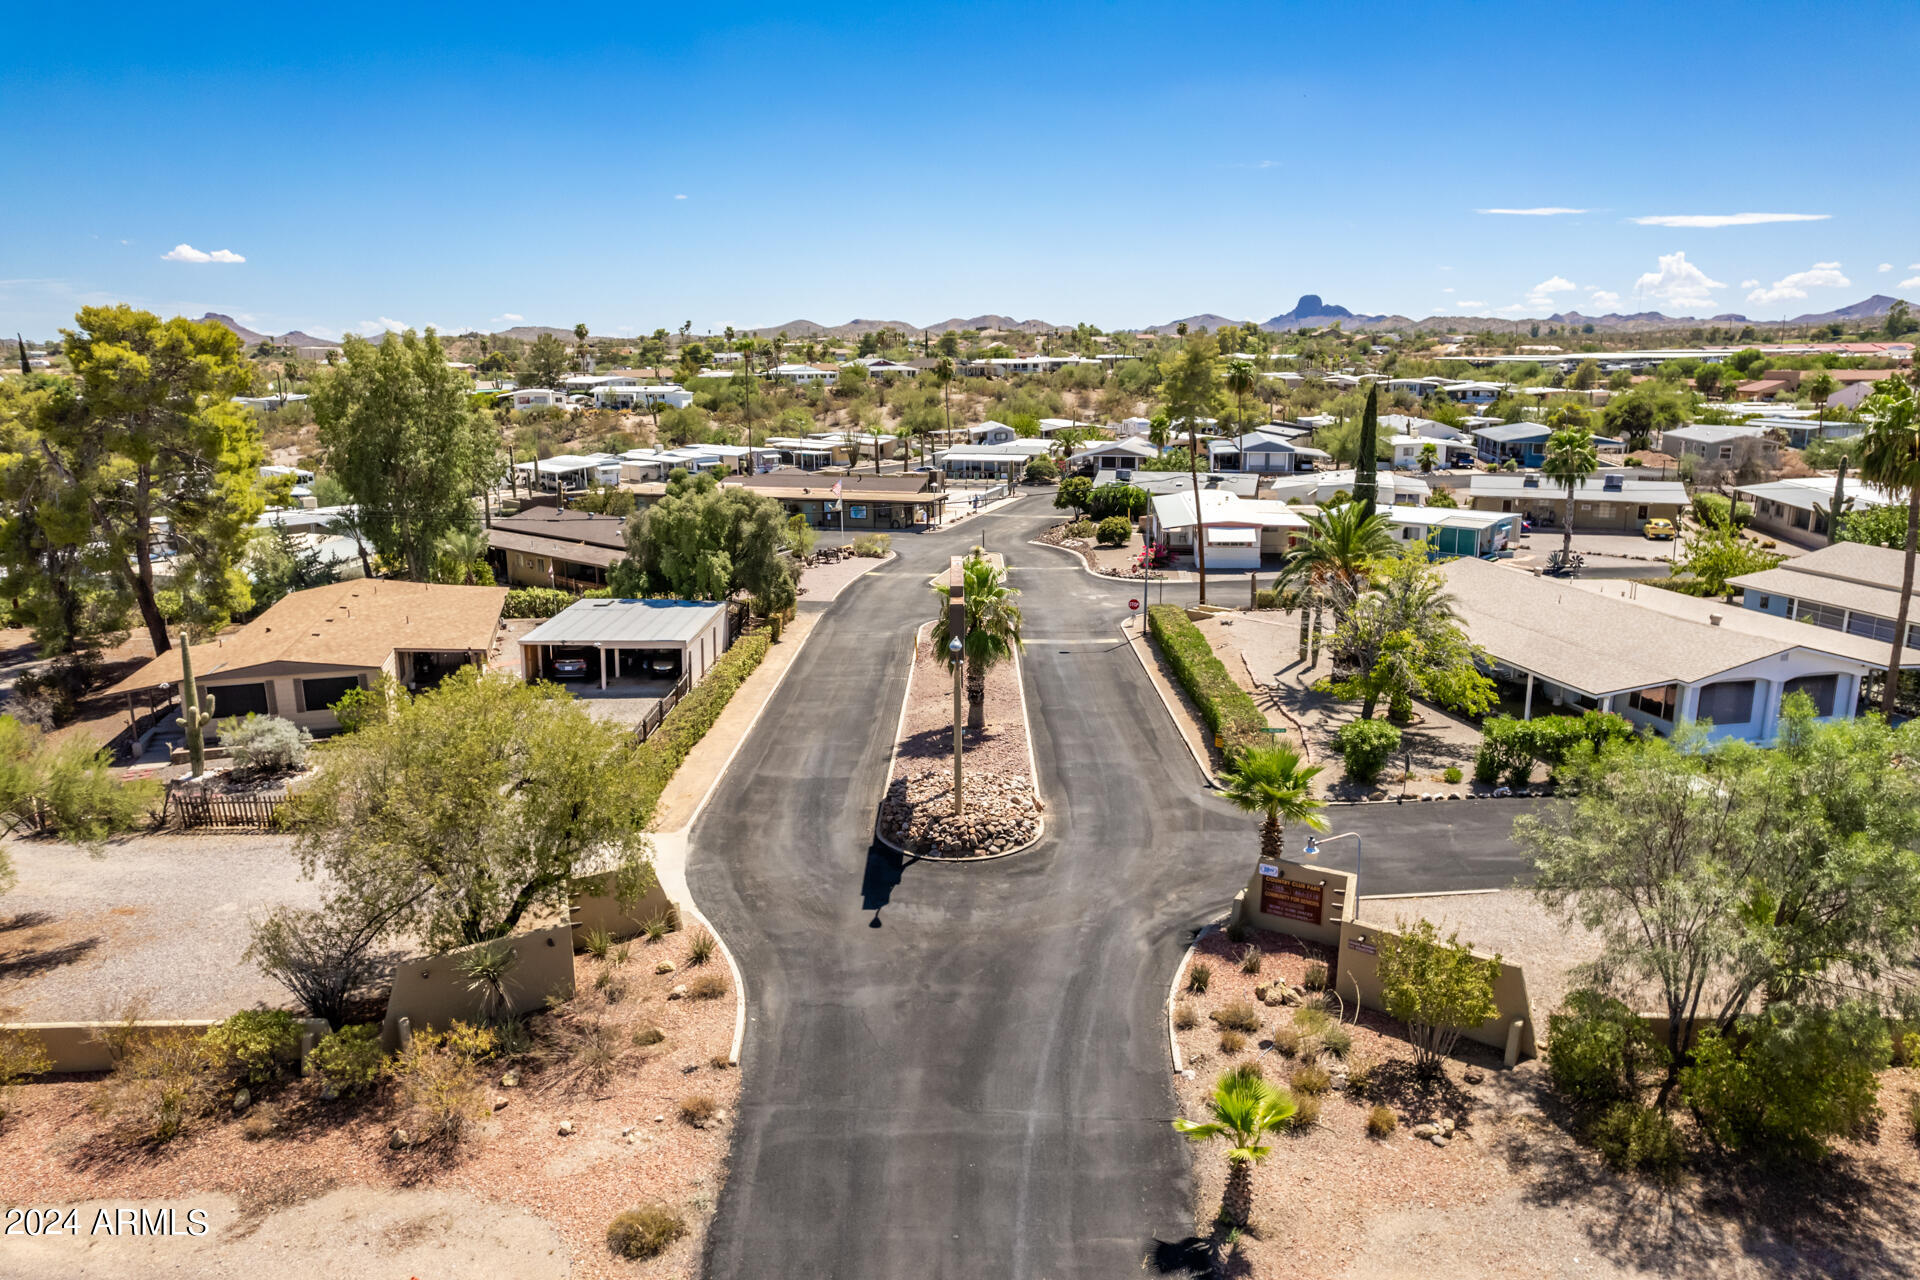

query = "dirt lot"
[1169, 927, 1920, 1280]
[1, 941, 740, 1280]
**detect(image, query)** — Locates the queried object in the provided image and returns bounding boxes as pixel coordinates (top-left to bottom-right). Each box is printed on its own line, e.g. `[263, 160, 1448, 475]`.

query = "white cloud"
[354, 318, 409, 335]
[1746, 262, 1850, 305]
[492, 313, 525, 324]
[1456, 300, 1487, 310]
[1441, 287, 1454, 294]
[162, 243, 245, 264]
[1879, 263, 1894, 273]
[673, 194, 687, 200]
[1477, 207, 1586, 216]
[1588, 290, 1621, 309]
[1631, 212, 1829, 228]
[1900, 276, 1920, 290]
[1741, 279, 1761, 289]
[1632, 251, 1726, 310]
[1526, 275, 1579, 308]
[1496, 303, 1528, 315]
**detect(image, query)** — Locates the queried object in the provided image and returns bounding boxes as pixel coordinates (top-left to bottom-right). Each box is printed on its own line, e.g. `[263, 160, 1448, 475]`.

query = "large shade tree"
[608, 470, 795, 615]
[312, 328, 498, 582]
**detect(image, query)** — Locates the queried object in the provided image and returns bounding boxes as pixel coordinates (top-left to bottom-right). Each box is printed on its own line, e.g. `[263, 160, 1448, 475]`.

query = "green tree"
[1805, 371, 1837, 422]
[1331, 550, 1496, 721]
[1568, 359, 1600, 391]
[1417, 441, 1438, 474]
[1353, 385, 1381, 518]
[1672, 511, 1784, 595]
[1376, 918, 1501, 1077]
[244, 518, 333, 610]
[1218, 745, 1326, 863]
[1172, 1064, 1296, 1229]
[1541, 425, 1599, 560]
[1855, 376, 1920, 714]
[0, 714, 157, 851]
[1053, 474, 1094, 516]
[44, 307, 267, 653]
[929, 554, 1024, 731]
[284, 668, 653, 950]
[1224, 357, 1256, 433]
[1272, 502, 1396, 629]
[312, 329, 496, 582]
[1162, 337, 1223, 601]
[607, 470, 793, 614]
[520, 333, 570, 387]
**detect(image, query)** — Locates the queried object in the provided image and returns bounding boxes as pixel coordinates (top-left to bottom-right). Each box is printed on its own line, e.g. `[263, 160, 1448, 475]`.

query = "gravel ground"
[891, 622, 1031, 784]
[1359, 889, 1605, 1024]
[0, 832, 323, 1021]
[3, 941, 741, 1280]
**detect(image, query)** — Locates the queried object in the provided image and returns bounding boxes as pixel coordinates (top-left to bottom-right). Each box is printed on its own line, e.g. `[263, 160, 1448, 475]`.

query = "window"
[1628, 684, 1677, 720]
[207, 682, 271, 718]
[302, 675, 363, 715]
[1755, 594, 1772, 610]
[1783, 673, 1839, 717]
[1795, 600, 1846, 631]
[1695, 680, 1756, 725]
[1717, 445, 1733, 461]
[1637, 505, 1650, 520]
[1592, 503, 1614, 520]
[1846, 613, 1897, 644]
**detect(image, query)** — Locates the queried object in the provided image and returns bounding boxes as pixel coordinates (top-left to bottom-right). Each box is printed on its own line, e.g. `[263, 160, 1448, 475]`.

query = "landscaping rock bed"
[878, 769, 1040, 857]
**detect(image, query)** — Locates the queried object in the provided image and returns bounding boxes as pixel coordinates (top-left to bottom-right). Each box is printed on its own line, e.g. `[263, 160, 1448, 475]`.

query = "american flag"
[831, 480, 843, 498]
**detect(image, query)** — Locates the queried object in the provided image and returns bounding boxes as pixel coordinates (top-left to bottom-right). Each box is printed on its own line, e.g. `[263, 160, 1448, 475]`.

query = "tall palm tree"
[1807, 371, 1837, 424]
[573, 323, 590, 373]
[1219, 745, 1326, 863]
[934, 356, 955, 464]
[929, 555, 1024, 731]
[1225, 357, 1256, 435]
[1173, 1064, 1297, 1229]
[1857, 376, 1920, 715]
[1540, 425, 1598, 560]
[1272, 503, 1395, 622]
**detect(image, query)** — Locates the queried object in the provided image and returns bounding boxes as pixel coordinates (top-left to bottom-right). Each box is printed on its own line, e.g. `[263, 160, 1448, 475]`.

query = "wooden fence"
[165, 789, 288, 831]
[634, 672, 693, 743]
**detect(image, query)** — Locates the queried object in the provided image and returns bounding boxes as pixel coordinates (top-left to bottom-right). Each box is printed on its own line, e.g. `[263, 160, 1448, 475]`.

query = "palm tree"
[929, 555, 1024, 731]
[1173, 1064, 1297, 1229]
[934, 356, 955, 464]
[1418, 441, 1438, 474]
[1807, 371, 1837, 424]
[1857, 376, 1920, 715]
[1219, 745, 1326, 864]
[573, 323, 590, 373]
[1540, 425, 1598, 560]
[1272, 503, 1395, 622]
[1225, 357, 1256, 434]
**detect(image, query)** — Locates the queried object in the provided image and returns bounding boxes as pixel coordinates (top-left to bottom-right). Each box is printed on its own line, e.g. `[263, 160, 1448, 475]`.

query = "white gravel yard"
[1359, 889, 1606, 1023]
[0, 832, 322, 1021]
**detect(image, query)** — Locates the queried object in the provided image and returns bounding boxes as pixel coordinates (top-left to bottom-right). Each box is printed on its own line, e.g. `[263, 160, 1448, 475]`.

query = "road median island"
[876, 620, 1042, 860]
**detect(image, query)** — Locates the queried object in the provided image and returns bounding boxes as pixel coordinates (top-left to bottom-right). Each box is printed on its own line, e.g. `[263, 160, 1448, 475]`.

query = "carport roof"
[519, 598, 722, 647]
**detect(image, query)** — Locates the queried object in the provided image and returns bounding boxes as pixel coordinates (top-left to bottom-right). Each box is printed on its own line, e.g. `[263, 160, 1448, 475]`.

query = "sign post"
[1128, 596, 1140, 631]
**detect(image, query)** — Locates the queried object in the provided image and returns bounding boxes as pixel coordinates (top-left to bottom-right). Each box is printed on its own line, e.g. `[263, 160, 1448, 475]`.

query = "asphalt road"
[687, 494, 1536, 1279]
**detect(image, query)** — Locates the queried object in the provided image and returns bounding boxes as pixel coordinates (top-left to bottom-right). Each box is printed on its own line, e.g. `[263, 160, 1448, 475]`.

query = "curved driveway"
[689, 494, 1531, 1278]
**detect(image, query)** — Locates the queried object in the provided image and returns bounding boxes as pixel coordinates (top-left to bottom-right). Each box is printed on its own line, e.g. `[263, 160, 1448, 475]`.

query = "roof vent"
[1709, 613, 1724, 627]
[1603, 473, 1624, 491]
[1521, 475, 1539, 488]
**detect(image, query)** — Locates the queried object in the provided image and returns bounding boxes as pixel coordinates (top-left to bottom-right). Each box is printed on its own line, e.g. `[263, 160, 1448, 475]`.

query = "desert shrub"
[1219, 1029, 1247, 1054]
[215, 714, 310, 772]
[677, 1094, 717, 1125]
[1289, 1091, 1322, 1129]
[245, 899, 395, 1030]
[1210, 1002, 1261, 1034]
[309, 1024, 383, 1096]
[583, 927, 613, 960]
[1681, 1004, 1890, 1159]
[1290, 1058, 1333, 1096]
[391, 1022, 495, 1145]
[1292, 1006, 1331, 1035]
[1547, 989, 1667, 1113]
[1909, 1094, 1920, 1142]
[594, 968, 629, 1003]
[688, 973, 729, 1000]
[1023, 455, 1058, 484]
[1377, 918, 1502, 1077]
[1366, 1105, 1397, 1137]
[1187, 962, 1212, 994]
[1322, 1025, 1352, 1058]
[1096, 516, 1133, 547]
[1478, 712, 1634, 786]
[1302, 961, 1328, 991]
[1443, 766, 1463, 784]
[1147, 605, 1268, 758]
[1239, 945, 1263, 975]
[203, 1009, 302, 1086]
[537, 999, 626, 1094]
[502, 587, 574, 619]
[633, 1026, 666, 1047]
[0, 1031, 53, 1125]
[90, 1030, 217, 1144]
[1065, 519, 1098, 540]
[606, 1205, 686, 1260]
[851, 532, 891, 558]
[685, 930, 717, 966]
[1690, 491, 1751, 529]
[456, 941, 521, 1025]
[1894, 1029, 1920, 1067]
[643, 913, 675, 942]
[1345, 1052, 1378, 1098]
[1173, 1003, 1197, 1031]
[1271, 1025, 1302, 1057]
[1332, 718, 1401, 785]
[611, 943, 631, 967]
[0, 716, 157, 844]
[1590, 1102, 1686, 1184]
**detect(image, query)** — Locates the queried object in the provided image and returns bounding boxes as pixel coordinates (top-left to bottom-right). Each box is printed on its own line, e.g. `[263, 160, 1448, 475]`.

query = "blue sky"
[6, 1, 1918, 339]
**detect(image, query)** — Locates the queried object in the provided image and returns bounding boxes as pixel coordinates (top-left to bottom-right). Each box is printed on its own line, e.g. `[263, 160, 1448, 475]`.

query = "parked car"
[550, 655, 590, 679]
[1643, 517, 1675, 540]
[646, 654, 680, 678]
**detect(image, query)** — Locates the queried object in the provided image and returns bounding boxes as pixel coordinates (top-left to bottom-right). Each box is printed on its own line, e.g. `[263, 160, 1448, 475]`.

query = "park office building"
[723, 471, 948, 529]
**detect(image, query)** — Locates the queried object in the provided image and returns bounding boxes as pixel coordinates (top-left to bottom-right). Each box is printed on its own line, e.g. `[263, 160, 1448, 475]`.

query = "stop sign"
[1128, 598, 1140, 611]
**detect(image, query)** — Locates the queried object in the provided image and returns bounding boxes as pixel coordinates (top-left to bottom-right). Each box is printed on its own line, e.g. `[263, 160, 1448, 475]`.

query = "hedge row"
[1146, 604, 1268, 758]
[503, 586, 576, 618]
[1474, 710, 1635, 786]
[631, 629, 772, 823]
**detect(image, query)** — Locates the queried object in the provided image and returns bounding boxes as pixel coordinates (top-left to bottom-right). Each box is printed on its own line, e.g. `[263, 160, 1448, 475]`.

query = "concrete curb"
[1023, 535, 1192, 587]
[1125, 615, 1218, 790]
[1166, 917, 1227, 1075]
[1358, 888, 1502, 901]
[870, 620, 1046, 864]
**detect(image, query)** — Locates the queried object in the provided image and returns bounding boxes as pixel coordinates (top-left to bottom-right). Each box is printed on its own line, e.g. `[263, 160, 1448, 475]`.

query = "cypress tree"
[1354, 384, 1380, 518]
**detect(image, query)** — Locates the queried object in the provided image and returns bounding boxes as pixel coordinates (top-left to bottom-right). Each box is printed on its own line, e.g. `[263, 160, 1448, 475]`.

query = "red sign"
[1128, 598, 1140, 611]
[1259, 876, 1324, 924]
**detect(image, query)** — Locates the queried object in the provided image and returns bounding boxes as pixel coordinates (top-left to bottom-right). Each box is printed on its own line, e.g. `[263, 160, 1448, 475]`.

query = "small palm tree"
[1173, 1064, 1297, 1228]
[1418, 441, 1438, 474]
[1272, 502, 1395, 624]
[1540, 426, 1598, 560]
[1225, 358, 1256, 433]
[929, 555, 1024, 731]
[1219, 744, 1327, 863]
[1857, 376, 1920, 714]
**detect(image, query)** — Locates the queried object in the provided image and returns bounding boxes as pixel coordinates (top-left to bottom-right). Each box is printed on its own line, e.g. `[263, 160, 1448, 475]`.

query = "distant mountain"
[1789, 294, 1906, 324]
[923, 315, 1061, 335]
[746, 318, 918, 339]
[201, 313, 268, 345]
[278, 329, 340, 349]
[1143, 313, 1260, 336]
[493, 325, 581, 342]
[1262, 294, 1392, 332]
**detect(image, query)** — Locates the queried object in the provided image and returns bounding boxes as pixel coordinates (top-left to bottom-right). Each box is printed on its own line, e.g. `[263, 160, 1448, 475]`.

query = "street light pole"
[1301, 831, 1363, 898]
[949, 636, 965, 817]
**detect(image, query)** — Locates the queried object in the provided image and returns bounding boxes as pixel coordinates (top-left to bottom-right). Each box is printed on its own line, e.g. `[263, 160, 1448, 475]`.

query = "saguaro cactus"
[175, 628, 214, 778]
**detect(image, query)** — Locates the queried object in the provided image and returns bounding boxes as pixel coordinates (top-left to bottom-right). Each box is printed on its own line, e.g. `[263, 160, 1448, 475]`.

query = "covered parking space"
[517, 597, 731, 692]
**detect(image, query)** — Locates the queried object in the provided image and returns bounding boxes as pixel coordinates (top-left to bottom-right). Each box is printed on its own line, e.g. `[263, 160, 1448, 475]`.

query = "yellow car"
[1643, 518, 1675, 540]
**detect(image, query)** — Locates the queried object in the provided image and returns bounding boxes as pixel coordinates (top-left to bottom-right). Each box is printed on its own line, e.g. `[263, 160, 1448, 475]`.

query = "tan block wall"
[1333, 917, 1538, 1060]
[1229, 859, 1357, 952]
[4, 1017, 330, 1074]
[380, 925, 575, 1051]
[569, 870, 678, 947]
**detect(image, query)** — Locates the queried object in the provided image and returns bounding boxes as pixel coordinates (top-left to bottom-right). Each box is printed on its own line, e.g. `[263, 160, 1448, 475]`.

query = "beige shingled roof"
[1437, 558, 1911, 697]
[105, 580, 508, 695]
